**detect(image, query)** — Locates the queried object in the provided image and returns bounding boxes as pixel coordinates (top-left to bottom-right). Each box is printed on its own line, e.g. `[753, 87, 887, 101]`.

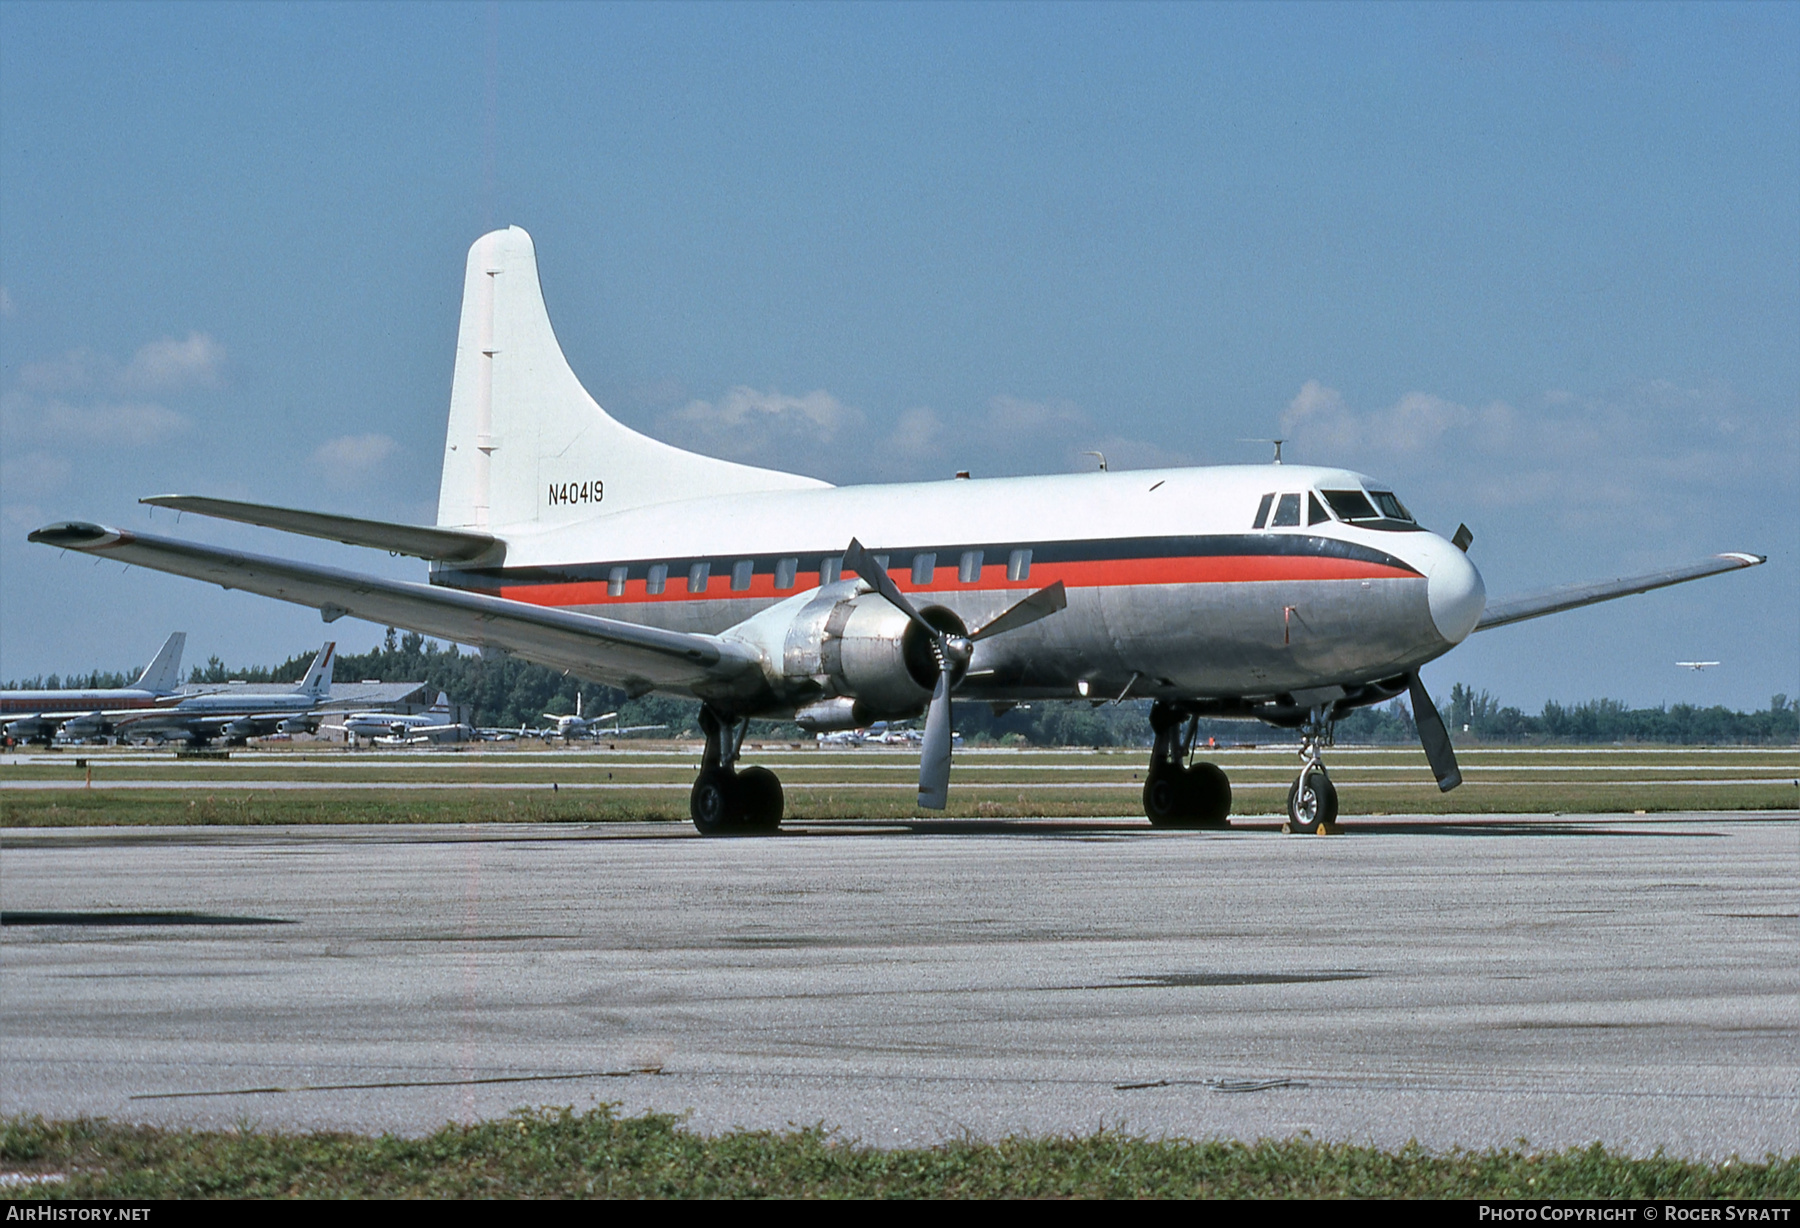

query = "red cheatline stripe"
[481, 555, 1417, 609]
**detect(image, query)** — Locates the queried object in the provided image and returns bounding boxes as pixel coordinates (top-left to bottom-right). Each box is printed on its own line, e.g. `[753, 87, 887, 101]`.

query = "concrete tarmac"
[3, 813, 1795, 1157]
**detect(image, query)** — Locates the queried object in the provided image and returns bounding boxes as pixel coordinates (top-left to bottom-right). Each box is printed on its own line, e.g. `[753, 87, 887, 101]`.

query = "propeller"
[1406, 670, 1462, 792]
[844, 538, 1067, 809]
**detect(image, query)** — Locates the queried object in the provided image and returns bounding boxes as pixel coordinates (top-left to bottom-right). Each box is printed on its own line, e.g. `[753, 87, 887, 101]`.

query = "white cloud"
[1272, 377, 1796, 561]
[0, 451, 72, 499]
[0, 390, 191, 446]
[312, 433, 399, 485]
[654, 385, 1194, 483]
[119, 332, 225, 392]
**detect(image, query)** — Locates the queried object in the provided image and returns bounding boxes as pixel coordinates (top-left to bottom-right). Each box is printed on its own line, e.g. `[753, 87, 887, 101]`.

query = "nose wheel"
[1283, 707, 1340, 834]
[691, 707, 784, 835]
[1142, 702, 1232, 828]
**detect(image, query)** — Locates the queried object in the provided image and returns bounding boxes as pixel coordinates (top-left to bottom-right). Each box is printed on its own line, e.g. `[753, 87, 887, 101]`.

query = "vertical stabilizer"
[437, 227, 830, 532]
[133, 632, 187, 694]
[297, 643, 336, 699]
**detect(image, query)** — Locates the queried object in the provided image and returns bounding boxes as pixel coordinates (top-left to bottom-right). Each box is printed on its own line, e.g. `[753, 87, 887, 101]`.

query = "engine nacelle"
[738, 582, 966, 722]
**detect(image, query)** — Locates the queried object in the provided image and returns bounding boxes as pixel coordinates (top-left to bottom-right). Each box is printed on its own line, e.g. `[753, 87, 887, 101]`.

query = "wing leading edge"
[1475, 552, 1765, 631]
[28, 522, 762, 699]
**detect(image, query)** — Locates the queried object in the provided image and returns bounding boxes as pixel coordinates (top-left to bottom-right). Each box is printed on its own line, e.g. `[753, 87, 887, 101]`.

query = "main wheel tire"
[736, 765, 784, 831]
[1143, 765, 1191, 827]
[690, 767, 741, 835]
[1188, 761, 1232, 826]
[1284, 769, 1338, 833]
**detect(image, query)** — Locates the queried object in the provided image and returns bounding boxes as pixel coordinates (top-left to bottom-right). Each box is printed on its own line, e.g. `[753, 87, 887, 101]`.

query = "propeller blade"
[969, 581, 1068, 641]
[845, 538, 937, 634]
[917, 668, 953, 810]
[1407, 670, 1463, 792]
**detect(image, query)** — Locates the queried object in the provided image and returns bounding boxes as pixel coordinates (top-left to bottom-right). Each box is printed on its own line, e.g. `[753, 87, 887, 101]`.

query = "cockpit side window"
[1322, 489, 1378, 521]
[1308, 492, 1331, 525]
[1253, 493, 1274, 529]
[1271, 493, 1302, 527]
[1369, 490, 1413, 522]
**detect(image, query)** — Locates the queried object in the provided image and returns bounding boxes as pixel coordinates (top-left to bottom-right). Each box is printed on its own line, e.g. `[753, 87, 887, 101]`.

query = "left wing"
[1476, 553, 1764, 631]
[30, 522, 765, 700]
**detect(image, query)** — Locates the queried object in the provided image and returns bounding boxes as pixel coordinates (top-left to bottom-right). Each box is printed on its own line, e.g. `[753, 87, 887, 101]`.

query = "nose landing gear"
[1142, 702, 1232, 828]
[691, 706, 784, 835]
[1283, 706, 1340, 835]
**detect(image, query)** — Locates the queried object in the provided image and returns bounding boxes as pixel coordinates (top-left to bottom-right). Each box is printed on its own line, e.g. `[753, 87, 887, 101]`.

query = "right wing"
[1476, 552, 1765, 631]
[141, 495, 501, 564]
[29, 522, 764, 699]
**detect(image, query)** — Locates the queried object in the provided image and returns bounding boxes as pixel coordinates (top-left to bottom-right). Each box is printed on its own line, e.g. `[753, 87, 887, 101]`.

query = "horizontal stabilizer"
[1476, 552, 1764, 631]
[141, 495, 501, 564]
[30, 521, 761, 697]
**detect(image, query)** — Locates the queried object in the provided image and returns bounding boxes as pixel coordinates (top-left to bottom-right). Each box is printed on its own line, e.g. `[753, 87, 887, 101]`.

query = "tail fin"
[133, 632, 187, 694]
[430, 691, 450, 715]
[297, 643, 336, 699]
[436, 227, 830, 532]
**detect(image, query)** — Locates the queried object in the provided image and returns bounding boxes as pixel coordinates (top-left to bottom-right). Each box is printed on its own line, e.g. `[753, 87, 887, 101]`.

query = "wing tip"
[1719, 552, 1765, 567]
[28, 521, 123, 549]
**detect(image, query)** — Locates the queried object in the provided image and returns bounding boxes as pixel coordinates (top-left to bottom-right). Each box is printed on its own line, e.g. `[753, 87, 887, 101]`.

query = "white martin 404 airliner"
[31, 227, 1764, 833]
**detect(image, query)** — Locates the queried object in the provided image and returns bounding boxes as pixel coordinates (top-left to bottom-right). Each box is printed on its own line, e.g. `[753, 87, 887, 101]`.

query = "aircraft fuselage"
[432, 463, 1485, 716]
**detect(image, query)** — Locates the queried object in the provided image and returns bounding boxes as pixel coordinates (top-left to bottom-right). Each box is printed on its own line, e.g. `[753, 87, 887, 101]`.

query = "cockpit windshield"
[1320, 488, 1417, 527]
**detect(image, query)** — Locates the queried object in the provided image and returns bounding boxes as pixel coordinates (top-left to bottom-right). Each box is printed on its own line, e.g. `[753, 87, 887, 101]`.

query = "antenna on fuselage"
[1238, 438, 1285, 464]
[1081, 451, 1109, 472]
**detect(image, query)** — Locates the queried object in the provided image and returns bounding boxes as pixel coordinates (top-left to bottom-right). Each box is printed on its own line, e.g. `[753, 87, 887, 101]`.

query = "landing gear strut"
[691, 706, 784, 836]
[1142, 702, 1231, 828]
[1283, 705, 1339, 835]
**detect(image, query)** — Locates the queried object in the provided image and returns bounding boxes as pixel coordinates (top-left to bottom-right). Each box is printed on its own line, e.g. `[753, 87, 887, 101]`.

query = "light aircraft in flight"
[1, 632, 187, 744]
[30, 227, 1765, 832]
[112, 643, 336, 746]
[1676, 661, 1721, 671]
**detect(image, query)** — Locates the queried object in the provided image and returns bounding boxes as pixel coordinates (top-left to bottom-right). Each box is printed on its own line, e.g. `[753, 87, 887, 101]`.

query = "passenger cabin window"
[687, 562, 710, 594]
[959, 550, 984, 583]
[731, 560, 754, 592]
[1253, 493, 1274, 529]
[607, 566, 628, 598]
[1008, 548, 1033, 581]
[1271, 493, 1302, 527]
[775, 557, 799, 590]
[1308, 492, 1331, 526]
[912, 552, 936, 586]
[1322, 489, 1378, 522]
[646, 563, 668, 595]
[818, 556, 842, 586]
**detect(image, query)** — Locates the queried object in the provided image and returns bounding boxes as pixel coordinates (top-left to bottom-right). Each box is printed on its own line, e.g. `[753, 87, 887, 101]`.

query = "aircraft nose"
[1426, 539, 1486, 644]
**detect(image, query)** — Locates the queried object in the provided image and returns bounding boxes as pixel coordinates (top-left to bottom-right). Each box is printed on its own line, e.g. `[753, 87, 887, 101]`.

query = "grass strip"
[2, 1108, 1795, 1199]
[3, 782, 1797, 827]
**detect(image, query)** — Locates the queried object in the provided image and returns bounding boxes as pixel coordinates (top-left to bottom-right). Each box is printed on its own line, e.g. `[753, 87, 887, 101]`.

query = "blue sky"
[2, 2, 1795, 711]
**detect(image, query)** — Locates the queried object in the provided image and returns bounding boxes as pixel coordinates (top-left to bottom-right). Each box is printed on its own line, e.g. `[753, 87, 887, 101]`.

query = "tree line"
[7, 631, 1795, 746]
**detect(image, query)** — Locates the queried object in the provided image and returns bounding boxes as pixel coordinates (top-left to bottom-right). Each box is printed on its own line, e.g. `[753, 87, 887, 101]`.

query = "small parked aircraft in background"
[326, 691, 471, 745]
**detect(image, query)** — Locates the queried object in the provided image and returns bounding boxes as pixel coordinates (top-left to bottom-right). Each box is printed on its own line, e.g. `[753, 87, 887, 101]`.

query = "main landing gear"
[1283, 706, 1339, 835]
[690, 705, 784, 836]
[1142, 702, 1232, 828]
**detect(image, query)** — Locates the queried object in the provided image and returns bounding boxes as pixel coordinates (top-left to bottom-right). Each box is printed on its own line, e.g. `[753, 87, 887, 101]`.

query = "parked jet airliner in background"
[1, 632, 186, 744]
[108, 643, 336, 747]
[30, 228, 1764, 832]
